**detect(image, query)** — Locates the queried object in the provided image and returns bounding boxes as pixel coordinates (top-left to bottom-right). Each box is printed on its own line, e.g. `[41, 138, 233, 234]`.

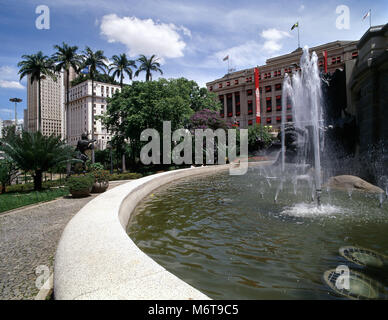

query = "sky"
[0, 0, 387, 121]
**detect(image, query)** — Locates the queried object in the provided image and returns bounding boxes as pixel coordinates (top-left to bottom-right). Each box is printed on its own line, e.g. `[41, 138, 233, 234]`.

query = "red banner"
[254, 67, 261, 124]
[323, 50, 328, 73]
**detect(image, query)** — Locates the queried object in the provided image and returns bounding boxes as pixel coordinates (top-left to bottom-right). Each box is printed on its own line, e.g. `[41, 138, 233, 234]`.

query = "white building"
[0, 118, 3, 138]
[26, 72, 65, 138]
[67, 80, 121, 150]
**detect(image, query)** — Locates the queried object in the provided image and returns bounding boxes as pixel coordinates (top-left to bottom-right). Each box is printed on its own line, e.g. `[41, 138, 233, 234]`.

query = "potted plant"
[89, 163, 109, 193]
[66, 175, 94, 198]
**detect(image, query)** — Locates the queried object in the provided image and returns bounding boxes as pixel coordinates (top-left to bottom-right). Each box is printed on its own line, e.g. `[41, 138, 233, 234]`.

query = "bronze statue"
[73, 133, 96, 172]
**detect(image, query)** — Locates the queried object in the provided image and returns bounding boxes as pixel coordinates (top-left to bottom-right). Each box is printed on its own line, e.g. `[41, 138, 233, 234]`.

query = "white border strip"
[54, 165, 230, 300]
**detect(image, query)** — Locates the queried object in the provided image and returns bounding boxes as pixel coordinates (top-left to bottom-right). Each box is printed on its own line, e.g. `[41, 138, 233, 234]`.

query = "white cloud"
[100, 14, 189, 61]
[0, 108, 14, 114]
[0, 80, 24, 90]
[208, 28, 292, 69]
[0, 66, 24, 89]
[298, 4, 305, 12]
[211, 41, 264, 68]
[260, 28, 291, 53]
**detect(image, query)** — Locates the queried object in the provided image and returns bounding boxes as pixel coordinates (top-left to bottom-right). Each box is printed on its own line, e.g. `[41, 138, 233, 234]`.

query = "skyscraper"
[26, 72, 65, 138]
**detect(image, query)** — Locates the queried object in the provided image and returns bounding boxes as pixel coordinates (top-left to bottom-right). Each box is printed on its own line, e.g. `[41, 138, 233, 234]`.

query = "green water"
[127, 167, 388, 299]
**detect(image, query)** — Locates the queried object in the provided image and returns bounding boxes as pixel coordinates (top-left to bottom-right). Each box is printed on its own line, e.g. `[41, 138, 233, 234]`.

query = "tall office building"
[26, 72, 65, 137]
[67, 80, 121, 150]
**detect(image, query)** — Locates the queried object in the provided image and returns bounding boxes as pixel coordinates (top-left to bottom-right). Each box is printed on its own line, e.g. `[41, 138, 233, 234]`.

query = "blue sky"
[0, 0, 387, 122]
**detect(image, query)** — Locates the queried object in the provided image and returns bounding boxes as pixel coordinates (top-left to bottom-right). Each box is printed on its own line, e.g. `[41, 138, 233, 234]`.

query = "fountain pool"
[127, 167, 388, 300]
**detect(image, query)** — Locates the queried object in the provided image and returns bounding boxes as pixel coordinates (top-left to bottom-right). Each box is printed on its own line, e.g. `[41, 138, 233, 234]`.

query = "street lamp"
[9, 98, 22, 128]
[107, 141, 113, 174]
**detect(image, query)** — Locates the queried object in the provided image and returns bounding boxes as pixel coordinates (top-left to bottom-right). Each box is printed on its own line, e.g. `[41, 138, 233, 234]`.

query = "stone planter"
[69, 187, 92, 198]
[91, 181, 109, 194]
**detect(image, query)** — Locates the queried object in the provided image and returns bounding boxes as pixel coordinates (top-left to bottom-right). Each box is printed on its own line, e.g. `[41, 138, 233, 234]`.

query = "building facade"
[67, 80, 121, 150]
[26, 72, 65, 137]
[350, 24, 388, 155]
[207, 40, 359, 130]
[0, 118, 3, 138]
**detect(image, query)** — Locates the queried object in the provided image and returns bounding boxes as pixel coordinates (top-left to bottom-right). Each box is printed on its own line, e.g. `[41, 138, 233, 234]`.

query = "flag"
[362, 10, 370, 20]
[291, 22, 299, 30]
[223, 55, 229, 61]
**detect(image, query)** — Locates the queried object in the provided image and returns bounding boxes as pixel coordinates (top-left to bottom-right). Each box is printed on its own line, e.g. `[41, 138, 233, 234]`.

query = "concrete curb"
[54, 165, 231, 300]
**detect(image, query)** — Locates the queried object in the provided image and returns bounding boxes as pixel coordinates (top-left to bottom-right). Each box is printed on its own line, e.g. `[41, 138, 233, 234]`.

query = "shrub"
[108, 172, 142, 181]
[65, 175, 94, 191]
[91, 170, 110, 183]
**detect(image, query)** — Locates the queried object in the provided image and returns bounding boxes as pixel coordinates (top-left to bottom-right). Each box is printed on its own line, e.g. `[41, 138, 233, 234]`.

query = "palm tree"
[52, 42, 82, 143]
[0, 131, 73, 191]
[109, 53, 137, 89]
[134, 54, 163, 81]
[18, 52, 57, 132]
[81, 47, 108, 163]
[109, 53, 136, 172]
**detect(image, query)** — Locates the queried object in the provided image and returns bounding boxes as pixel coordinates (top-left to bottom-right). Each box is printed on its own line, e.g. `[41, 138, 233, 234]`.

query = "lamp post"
[9, 98, 22, 128]
[107, 142, 113, 174]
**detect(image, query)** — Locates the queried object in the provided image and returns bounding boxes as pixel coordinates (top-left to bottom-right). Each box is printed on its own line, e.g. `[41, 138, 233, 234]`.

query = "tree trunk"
[122, 153, 126, 172]
[34, 170, 43, 191]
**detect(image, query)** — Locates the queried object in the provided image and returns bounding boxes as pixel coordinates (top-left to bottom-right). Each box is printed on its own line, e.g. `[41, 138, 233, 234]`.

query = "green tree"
[0, 131, 74, 191]
[52, 42, 82, 142]
[102, 78, 195, 165]
[81, 47, 108, 163]
[109, 54, 137, 89]
[248, 124, 272, 152]
[18, 51, 57, 132]
[134, 54, 163, 81]
[0, 158, 18, 194]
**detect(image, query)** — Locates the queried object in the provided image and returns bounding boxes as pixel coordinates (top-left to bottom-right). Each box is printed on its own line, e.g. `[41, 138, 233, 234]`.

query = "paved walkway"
[0, 181, 128, 300]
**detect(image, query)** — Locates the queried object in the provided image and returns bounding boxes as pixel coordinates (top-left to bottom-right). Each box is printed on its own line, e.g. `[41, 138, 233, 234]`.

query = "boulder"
[325, 175, 384, 194]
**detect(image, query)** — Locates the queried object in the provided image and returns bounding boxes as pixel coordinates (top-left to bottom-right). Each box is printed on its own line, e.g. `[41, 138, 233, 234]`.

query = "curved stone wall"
[54, 165, 230, 300]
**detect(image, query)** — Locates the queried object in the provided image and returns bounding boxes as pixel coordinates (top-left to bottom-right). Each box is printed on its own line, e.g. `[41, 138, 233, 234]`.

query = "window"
[331, 57, 337, 64]
[287, 115, 293, 122]
[276, 116, 281, 123]
[247, 89, 253, 96]
[246, 77, 253, 83]
[265, 85, 272, 93]
[276, 96, 282, 111]
[266, 117, 272, 124]
[235, 79, 239, 85]
[209, 86, 213, 91]
[337, 56, 341, 63]
[286, 97, 292, 110]
[267, 72, 271, 78]
[352, 52, 358, 59]
[266, 97, 272, 112]
[275, 83, 282, 91]
[226, 81, 231, 87]
[235, 92, 241, 116]
[219, 83, 223, 88]
[227, 94, 233, 117]
[248, 120, 253, 126]
[248, 100, 253, 115]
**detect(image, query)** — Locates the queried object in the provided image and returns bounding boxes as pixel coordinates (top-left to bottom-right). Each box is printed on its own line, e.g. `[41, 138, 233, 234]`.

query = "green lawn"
[0, 187, 69, 214]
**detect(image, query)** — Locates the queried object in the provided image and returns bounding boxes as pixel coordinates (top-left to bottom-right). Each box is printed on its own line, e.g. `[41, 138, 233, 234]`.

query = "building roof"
[357, 23, 388, 48]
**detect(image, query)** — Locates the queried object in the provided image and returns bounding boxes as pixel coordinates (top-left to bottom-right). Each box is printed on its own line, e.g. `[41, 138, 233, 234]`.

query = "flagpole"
[298, 25, 300, 48]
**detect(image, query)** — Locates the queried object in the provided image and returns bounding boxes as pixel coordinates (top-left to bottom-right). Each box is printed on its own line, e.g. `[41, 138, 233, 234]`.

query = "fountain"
[279, 46, 324, 207]
[126, 47, 388, 300]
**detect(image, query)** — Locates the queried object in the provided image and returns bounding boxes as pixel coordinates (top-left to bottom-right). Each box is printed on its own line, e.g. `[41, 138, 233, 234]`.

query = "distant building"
[207, 40, 359, 130]
[26, 72, 65, 137]
[0, 118, 3, 138]
[67, 80, 121, 150]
